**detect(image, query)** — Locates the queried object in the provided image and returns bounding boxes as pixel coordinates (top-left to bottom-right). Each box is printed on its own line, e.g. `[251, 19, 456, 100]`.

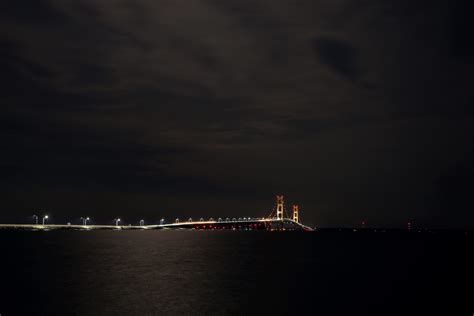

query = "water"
[1, 230, 473, 315]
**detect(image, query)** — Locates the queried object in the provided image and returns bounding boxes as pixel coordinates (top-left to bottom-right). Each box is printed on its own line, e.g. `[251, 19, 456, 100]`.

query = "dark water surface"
[1, 230, 473, 315]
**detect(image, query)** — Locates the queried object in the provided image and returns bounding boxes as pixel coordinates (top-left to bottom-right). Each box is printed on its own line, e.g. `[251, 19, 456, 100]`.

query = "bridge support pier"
[293, 205, 299, 223]
[276, 195, 284, 220]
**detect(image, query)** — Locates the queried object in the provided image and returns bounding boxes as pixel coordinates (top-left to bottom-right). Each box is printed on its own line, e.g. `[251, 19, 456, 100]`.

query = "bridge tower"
[292, 205, 299, 223]
[276, 195, 284, 220]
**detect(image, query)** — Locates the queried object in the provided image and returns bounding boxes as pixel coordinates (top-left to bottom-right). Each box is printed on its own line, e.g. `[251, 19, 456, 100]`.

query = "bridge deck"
[0, 219, 313, 231]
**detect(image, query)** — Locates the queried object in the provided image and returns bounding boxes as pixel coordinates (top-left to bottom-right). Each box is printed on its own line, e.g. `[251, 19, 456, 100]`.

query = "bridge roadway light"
[115, 218, 121, 226]
[80, 217, 90, 226]
[42, 215, 49, 226]
[140, 219, 144, 226]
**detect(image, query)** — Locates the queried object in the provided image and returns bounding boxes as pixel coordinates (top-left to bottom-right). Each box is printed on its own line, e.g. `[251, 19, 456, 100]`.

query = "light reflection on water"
[1, 230, 472, 315]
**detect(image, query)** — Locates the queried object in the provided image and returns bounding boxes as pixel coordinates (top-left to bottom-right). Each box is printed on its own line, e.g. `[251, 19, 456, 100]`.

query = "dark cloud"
[313, 37, 359, 80]
[1, 0, 474, 227]
[451, 0, 474, 63]
[0, 1, 70, 26]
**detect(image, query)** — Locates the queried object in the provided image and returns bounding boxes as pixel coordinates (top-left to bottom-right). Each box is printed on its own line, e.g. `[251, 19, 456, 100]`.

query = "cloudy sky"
[1, 0, 473, 227]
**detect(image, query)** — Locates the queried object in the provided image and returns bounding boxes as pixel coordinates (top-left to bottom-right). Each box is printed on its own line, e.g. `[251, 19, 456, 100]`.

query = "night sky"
[1, 0, 474, 228]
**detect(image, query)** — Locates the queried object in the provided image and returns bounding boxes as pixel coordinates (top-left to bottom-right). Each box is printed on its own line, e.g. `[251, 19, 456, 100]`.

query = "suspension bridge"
[0, 196, 313, 231]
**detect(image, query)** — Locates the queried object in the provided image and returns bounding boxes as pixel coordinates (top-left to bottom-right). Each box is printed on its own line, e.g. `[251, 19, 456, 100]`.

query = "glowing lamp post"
[81, 217, 90, 226]
[115, 218, 121, 226]
[42, 215, 49, 226]
[140, 219, 144, 226]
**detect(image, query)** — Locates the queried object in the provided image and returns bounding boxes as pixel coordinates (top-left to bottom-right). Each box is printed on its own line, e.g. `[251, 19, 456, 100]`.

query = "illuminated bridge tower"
[276, 195, 284, 220]
[292, 205, 299, 223]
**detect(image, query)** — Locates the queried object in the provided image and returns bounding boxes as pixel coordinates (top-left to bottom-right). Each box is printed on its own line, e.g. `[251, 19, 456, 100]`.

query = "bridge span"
[0, 196, 313, 231]
[0, 218, 313, 231]
[151, 218, 313, 231]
